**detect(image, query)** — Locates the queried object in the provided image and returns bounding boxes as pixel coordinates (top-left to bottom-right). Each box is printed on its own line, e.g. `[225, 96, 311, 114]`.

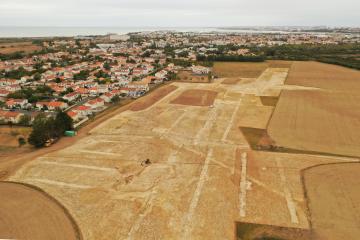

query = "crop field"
[286, 61, 360, 92]
[213, 62, 269, 78]
[0, 42, 42, 54]
[0, 182, 80, 240]
[3, 61, 360, 240]
[303, 163, 360, 240]
[268, 88, 360, 157]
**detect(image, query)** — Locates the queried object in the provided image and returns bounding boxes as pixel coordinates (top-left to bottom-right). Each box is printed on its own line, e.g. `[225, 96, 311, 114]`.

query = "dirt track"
[0, 182, 80, 240]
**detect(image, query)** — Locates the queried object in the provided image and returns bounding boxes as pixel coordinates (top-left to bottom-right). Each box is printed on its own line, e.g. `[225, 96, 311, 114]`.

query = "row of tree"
[28, 111, 73, 147]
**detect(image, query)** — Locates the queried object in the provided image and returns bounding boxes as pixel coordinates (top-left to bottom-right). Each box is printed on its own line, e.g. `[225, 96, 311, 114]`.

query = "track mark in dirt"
[40, 161, 117, 173]
[182, 148, 213, 239]
[28, 178, 93, 189]
[127, 187, 158, 240]
[276, 158, 299, 224]
[239, 152, 248, 217]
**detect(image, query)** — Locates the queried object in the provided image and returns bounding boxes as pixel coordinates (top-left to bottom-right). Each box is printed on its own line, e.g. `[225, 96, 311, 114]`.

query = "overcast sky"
[0, 0, 359, 27]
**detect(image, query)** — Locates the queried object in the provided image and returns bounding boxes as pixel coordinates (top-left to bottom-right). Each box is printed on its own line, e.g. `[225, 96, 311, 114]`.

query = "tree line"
[28, 111, 73, 147]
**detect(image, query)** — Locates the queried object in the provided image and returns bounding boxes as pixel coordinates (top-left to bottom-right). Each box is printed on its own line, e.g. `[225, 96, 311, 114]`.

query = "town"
[0, 30, 359, 141]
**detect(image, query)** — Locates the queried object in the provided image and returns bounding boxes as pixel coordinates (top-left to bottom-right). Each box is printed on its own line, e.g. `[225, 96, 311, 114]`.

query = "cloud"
[0, 0, 359, 27]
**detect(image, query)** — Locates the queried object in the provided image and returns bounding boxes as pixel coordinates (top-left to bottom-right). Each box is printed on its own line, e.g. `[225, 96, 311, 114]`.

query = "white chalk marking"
[161, 110, 188, 139]
[39, 161, 116, 173]
[276, 159, 299, 224]
[194, 107, 218, 145]
[239, 152, 248, 217]
[28, 178, 92, 189]
[182, 148, 213, 239]
[222, 100, 241, 142]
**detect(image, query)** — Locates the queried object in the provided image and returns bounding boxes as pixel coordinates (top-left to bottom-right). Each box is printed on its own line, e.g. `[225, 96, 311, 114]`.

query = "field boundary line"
[221, 98, 242, 142]
[182, 148, 213, 239]
[276, 158, 299, 224]
[239, 152, 248, 217]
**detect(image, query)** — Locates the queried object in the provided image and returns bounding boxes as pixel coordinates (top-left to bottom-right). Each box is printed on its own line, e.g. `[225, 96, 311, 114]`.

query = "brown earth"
[170, 89, 218, 106]
[236, 222, 313, 240]
[267, 60, 293, 68]
[0, 126, 32, 147]
[303, 163, 360, 240]
[213, 62, 268, 78]
[129, 85, 177, 111]
[286, 61, 360, 92]
[222, 78, 241, 84]
[0, 182, 81, 240]
[0, 42, 42, 54]
[267, 90, 360, 157]
[176, 70, 210, 83]
[4, 61, 360, 240]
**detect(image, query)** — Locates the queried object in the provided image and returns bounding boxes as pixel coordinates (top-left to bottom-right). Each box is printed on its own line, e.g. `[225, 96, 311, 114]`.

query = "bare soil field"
[286, 61, 360, 92]
[0, 42, 42, 54]
[303, 163, 360, 240]
[222, 78, 241, 84]
[0, 182, 80, 240]
[129, 85, 177, 111]
[170, 89, 218, 106]
[267, 60, 293, 68]
[176, 70, 210, 83]
[268, 90, 360, 157]
[213, 62, 268, 78]
[6, 61, 360, 240]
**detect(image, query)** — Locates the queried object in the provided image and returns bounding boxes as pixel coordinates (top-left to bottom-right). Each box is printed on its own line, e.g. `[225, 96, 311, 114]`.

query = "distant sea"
[0, 26, 287, 38]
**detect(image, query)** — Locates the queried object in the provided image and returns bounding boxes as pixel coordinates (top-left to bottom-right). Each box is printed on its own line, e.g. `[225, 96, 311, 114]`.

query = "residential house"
[36, 101, 68, 111]
[63, 92, 80, 102]
[0, 110, 24, 124]
[5, 99, 28, 109]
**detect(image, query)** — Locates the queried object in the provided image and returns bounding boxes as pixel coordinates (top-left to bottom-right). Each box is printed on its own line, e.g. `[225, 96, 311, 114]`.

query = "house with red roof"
[5, 99, 28, 109]
[0, 110, 24, 124]
[63, 92, 80, 102]
[73, 105, 92, 117]
[36, 101, 68, 111]
[66, 111, 80, 121]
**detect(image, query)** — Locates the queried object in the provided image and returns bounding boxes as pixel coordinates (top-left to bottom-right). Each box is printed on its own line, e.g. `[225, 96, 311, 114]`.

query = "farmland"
[267, 90, 360, 157]
[0, 42, 42, 54]
[1, 61, 360, 240]
[0, 126, 32, 157]
[0, 182, 80, 240]
[286, 61, 360, 92]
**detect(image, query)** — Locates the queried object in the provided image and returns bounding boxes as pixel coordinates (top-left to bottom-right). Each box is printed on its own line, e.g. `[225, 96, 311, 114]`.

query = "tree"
[111, 95, 120, 103]
[33, 72, 41, 81]
[18, 137, 26, 147]
[18, 115, 31, 126]
[103, 62, 111, 71]
[54, 111, 73, 136]
[28, 114, 53, 147]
